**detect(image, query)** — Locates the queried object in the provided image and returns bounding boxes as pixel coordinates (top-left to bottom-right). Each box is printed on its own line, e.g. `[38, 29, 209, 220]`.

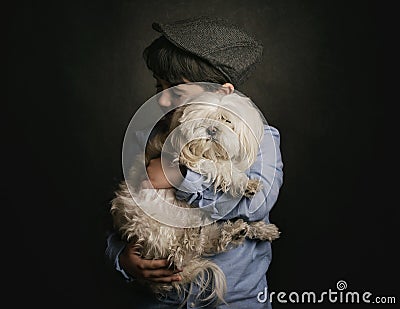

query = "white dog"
[111, 92, 280, 307]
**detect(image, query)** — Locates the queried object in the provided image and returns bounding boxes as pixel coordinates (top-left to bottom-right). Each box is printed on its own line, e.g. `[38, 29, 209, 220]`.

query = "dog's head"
[166, 92, 264, 173]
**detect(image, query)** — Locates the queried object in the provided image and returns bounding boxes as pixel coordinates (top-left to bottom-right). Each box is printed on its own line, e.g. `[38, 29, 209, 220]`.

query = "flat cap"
[152, 16, 263, 85]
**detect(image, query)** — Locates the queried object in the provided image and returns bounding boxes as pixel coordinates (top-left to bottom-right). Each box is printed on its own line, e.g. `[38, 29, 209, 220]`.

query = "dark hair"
[143, 36, 229, 85]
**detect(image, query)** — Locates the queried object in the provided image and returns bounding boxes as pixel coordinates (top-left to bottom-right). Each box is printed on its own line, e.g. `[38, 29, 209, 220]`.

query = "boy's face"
[154, 76, 205, 109]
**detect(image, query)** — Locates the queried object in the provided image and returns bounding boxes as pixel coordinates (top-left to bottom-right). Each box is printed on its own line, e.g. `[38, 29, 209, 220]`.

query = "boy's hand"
[119, 242, 182, 283]
[142, 157, 184, 189]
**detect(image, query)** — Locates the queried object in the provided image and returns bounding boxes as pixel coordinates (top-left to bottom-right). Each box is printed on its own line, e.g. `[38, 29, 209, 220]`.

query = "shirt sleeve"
[175, 125, 283, 222]
[105, 232, 135, 282]
[107, 128, 150, 282]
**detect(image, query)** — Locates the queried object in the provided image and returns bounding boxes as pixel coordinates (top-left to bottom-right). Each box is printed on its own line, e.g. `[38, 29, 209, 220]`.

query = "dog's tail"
[174, 258, 228, 308]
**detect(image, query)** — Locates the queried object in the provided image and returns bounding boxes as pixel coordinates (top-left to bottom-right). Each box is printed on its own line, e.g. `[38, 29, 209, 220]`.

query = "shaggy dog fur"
[111, 92, 280, 307]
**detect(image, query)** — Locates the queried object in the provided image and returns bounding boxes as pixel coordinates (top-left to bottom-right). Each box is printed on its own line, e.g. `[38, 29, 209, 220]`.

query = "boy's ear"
[218, 83, 235, 94]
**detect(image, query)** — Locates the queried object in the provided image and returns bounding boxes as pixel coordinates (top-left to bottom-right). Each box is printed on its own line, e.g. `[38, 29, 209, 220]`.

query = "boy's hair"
[143, 36, 229, 85]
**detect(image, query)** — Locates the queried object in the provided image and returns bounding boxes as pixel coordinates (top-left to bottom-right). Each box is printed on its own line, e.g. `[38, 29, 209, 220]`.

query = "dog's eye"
[224, 119, 231, 124]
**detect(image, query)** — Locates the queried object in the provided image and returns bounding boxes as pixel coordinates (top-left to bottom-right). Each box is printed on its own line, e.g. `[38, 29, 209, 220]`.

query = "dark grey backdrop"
[7, 0, 394, 308]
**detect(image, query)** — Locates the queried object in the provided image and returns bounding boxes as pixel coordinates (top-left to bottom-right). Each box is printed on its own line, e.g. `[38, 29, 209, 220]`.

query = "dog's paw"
[244, 179, 263, 198]
[248, 221, 281, 242]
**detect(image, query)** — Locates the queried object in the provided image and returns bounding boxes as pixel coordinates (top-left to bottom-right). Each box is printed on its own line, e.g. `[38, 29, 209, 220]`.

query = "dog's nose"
[206, 126, 218, 137]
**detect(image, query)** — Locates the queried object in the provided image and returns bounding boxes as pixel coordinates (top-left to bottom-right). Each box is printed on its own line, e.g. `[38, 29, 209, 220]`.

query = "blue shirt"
[106, 125, 283, 308]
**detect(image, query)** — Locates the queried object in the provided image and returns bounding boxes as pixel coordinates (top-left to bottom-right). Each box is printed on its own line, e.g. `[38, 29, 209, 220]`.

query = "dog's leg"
[167, 229, 202, 270]
[200, 220, 249, 254]
[244, 179, 263, 198]
[223, 219, 250, 246]
[227, 166, 263, 198]
[246, 221, 281, 242]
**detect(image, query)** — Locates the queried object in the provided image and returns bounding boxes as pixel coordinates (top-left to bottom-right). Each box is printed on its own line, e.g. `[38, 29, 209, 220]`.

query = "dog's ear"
[236, 123, 259, 168]
[234, 101, 265, 169]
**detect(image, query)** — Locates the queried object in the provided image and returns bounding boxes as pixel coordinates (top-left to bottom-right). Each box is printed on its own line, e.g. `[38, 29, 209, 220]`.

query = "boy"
[106, 16, 283, 308]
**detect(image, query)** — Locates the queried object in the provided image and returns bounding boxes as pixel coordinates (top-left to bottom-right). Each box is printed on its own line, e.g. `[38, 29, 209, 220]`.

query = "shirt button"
[189, 302, 196, 308]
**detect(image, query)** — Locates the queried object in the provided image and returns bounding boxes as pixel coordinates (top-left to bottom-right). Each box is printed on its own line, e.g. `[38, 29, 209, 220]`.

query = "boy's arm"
[106, 231, 183, 283]
[175, 125, 283, 221]
[106, 232, 135, 282]
[106, 128, 183, 283]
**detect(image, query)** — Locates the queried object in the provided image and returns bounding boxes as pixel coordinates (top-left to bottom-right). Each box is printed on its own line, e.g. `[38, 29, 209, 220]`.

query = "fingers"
[125, 245, 175, 270]
[150, 274, 182, 283]
[138, 260, 183, 283]
[137, 258, 183, 274]
[137, 257, 169, 270]
[122, 242, 183, 283]
[141, 268, 182, 282]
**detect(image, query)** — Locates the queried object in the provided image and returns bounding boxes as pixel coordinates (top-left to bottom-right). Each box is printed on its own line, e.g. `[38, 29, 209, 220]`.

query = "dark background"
[6, 0, 395, 308]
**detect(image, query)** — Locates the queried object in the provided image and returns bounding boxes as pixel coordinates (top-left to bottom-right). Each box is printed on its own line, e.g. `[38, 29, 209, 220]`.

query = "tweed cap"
[152, 16, 263, 85]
